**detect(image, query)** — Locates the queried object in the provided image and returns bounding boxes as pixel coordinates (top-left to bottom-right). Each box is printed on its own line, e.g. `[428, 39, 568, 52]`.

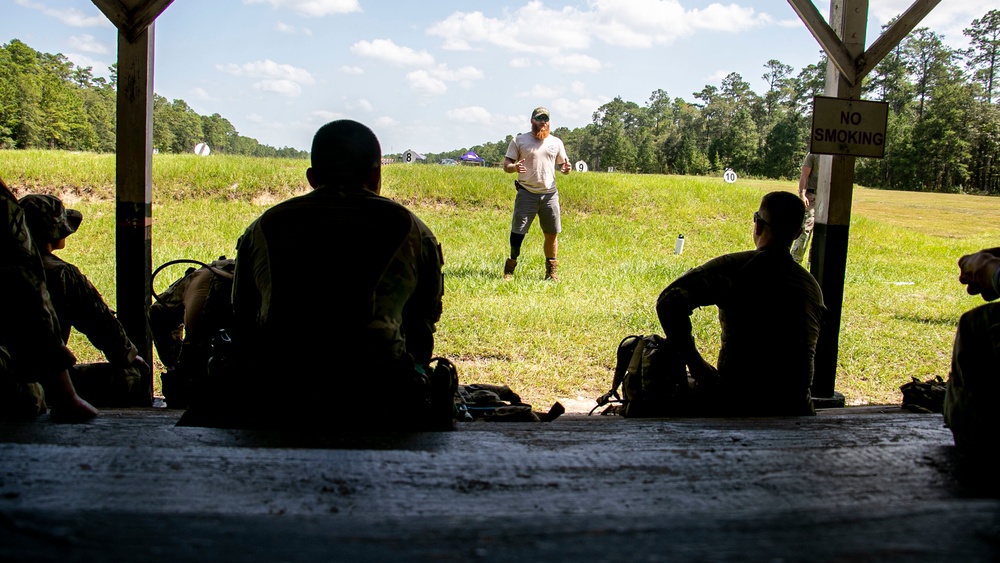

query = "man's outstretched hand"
[959, 247, 1000, 302]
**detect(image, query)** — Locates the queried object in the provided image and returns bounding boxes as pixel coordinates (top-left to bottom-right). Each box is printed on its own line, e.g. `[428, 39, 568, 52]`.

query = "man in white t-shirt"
[502, 107, 571, 281]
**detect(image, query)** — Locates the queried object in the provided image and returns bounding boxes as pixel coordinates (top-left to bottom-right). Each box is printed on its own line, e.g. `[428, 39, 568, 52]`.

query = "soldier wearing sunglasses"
[655, 191, 825, 416]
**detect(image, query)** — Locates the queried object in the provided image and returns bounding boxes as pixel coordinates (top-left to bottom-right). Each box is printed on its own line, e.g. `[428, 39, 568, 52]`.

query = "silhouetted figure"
[181, 120, 446, 430]
[944, 246, 1000, 456]
[0, 178, 97, 422]
[656, 191, 825, 416]
[20, 194, 149, 407]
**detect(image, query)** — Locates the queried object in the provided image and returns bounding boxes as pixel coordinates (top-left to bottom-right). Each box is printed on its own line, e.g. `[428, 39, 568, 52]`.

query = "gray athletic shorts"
[511, 183, 561, 235]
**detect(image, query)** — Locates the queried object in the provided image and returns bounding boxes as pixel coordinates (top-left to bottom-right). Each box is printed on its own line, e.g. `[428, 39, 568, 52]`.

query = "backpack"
[590, 334, 688, 417]
[148, 257, 236, 409]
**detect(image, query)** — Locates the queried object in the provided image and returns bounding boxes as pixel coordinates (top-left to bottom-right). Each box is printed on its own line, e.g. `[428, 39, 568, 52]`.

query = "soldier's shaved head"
[308, 120, 381, 189]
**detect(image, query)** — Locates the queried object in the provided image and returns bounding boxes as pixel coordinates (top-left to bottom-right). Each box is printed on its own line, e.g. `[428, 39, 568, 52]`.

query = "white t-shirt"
[505, 133, 569, 194]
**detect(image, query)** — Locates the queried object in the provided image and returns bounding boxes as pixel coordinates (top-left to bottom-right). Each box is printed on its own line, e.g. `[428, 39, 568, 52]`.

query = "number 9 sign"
[575, 160, 588, 173]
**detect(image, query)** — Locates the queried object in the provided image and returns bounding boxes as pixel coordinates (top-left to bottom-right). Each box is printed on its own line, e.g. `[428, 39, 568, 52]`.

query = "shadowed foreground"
[1, 407, 997, 561]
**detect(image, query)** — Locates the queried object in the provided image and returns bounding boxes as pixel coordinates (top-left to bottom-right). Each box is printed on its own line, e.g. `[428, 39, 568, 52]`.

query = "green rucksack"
[591, 334, 688, 417]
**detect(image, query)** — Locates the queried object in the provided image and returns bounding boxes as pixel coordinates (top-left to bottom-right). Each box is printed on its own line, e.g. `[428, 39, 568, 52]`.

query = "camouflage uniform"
[657, 247, 825, 416]
[19, 194, 145, 406]
[791, 152, 818, 263]
[0, 181, 76, 419]
[195, 186, 444, 425]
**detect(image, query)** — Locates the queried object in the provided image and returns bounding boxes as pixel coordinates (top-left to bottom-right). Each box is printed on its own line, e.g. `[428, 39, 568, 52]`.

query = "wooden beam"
[91, 0, 174, 42]
[786, 0, 858, 86]
[126, 0, 174, 42]
[858, 0, 942, 80]
[115, 23, 155, 404]
[91, 0, 129, 30]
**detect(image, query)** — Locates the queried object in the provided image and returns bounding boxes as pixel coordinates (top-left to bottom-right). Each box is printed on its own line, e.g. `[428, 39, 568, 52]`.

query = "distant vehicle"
[440, 158, 458, 165]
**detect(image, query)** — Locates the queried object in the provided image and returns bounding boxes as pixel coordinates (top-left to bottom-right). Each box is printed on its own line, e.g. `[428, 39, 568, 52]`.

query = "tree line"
[0, 39, 307, 159]
[427, 9, 999, 195]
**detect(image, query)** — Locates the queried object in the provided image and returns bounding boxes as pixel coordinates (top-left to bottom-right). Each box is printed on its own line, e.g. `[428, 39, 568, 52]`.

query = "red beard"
[532, 121, 550, 140]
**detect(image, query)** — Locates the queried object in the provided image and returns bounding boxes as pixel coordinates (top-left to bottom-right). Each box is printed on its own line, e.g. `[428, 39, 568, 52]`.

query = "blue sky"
[2, 0, 993, 154]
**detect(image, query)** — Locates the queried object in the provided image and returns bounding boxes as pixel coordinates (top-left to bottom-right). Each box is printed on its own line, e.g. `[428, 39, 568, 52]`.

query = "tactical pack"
[149, 257, 236, 408]
[591, 334, 688, 417]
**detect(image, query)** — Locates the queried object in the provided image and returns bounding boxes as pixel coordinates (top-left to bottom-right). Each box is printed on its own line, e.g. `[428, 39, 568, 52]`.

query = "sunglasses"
[753, 211, 768, 227]
[533, 115, 549, 122]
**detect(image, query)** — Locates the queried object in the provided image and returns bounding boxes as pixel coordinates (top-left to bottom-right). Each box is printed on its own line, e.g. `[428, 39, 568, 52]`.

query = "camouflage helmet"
[19, 194, 83, 243]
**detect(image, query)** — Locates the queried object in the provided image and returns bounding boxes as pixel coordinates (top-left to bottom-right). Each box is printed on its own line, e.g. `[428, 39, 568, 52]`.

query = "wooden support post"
[809, 0, 867, 405]
[115, 23, 155, 404]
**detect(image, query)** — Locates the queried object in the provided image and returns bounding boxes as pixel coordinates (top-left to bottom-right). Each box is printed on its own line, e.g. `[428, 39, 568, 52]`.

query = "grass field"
[3, 150, 999, 409]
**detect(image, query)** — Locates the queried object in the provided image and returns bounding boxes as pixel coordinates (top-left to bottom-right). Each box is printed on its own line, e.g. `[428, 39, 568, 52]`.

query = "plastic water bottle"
[674, 234, 685, 255]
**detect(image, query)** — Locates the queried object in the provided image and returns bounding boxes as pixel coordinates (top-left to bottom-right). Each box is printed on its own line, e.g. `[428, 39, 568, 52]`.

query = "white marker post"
[194, 142, 211, 156]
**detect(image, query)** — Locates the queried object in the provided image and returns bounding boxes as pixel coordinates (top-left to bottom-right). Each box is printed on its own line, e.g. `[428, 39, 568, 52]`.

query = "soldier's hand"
[131, 355, 151, 374]
[560, 161, 571, 174]
[959, 248, 1000, 301]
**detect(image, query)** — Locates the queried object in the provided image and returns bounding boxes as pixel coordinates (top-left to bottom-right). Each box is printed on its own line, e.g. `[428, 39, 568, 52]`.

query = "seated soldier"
[656, 191, 825, 416]
[0, 178, 97, 422]
[944, 247, 1000, 456]
[181, 119, 447, 429]
[19, 194, 149, 407]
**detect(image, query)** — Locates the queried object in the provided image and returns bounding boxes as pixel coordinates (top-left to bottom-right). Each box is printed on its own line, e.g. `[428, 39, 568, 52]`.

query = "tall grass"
[3, 150, 999, 407]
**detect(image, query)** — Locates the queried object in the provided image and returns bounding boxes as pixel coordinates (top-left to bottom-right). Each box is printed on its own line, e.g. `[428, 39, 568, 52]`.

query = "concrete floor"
[1, 406, 998, 562]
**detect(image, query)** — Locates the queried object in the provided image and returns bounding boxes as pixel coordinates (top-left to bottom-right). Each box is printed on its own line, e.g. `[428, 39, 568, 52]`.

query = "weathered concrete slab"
[1, 407, 998, 561]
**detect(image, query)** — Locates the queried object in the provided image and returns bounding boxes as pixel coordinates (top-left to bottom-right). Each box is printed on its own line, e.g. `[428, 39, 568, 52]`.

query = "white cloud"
[192, 87, 219, 101]
[428, 0, 777, 57]
[518, 85, 560, 99]
[570, 81, 587, 96]
[314, 110, 346, 120]
[551, 95, 611, 123]
[707, 69, 732, 83]
[444, 106, 492, 124]
[374, 116, 398, 128]
[218, 59, 314, 83]
[350, 39, 435, 67]
[406, 70, 448, 96]
[428, 64, 484, 82]
[347, 98, 374, 112]
[218, 59, 314, 97]
[868, 0, 997, 48]
[275, 21, 296, 33]
[243, 0, 361, 18]
[509, 57, 532, 69]
[555, 53, 603, 74]
[68, 34, 108, 54]
[340, 65, 364, 74]
[15, 0, 109, 27]
[255, 79, 303, 96]
[64, 53, 110, 75]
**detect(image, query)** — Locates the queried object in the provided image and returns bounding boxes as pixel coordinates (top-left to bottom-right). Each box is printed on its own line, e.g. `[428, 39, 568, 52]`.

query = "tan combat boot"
[503, 258, 517, 280]
[545, 258, 559, 281]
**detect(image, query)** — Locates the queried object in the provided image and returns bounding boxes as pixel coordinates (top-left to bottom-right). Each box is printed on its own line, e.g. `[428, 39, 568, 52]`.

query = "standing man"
[502, 106, 571, 281]
[791, 152, 819, 264]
